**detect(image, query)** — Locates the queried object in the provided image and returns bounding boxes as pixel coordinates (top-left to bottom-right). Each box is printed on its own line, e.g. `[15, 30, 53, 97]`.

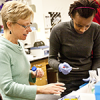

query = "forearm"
[48, 57, 60, 70]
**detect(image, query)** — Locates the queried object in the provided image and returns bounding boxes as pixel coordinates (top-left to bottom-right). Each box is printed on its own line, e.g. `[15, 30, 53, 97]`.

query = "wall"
[28, 0, 46, 41]
[29, 0, 75, 45]
[42, 0, 75, 22]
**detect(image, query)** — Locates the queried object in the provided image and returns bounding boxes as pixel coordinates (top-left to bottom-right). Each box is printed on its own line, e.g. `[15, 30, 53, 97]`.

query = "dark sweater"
[48, 20, 100, 96]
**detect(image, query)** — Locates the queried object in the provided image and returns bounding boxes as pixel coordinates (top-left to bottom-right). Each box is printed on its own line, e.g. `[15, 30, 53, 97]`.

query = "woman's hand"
[36, 68, 44, 78]
[37, 82, 66, 94]
[31, 68, 44, 78]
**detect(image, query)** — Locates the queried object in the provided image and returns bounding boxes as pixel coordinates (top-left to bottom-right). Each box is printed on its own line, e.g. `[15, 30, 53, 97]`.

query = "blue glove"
[83, 77, 96, 83]
[82, 77, 90, 82]
[59, 62, 72, 75]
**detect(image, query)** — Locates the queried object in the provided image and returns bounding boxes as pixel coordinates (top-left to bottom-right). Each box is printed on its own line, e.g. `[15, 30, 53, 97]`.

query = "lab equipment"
[60, 69, 100, 100]
[59, 62, 72, 75]
[34, 41, 45, 47]
[30, 46, 49, 57]
[83, 70, 98, 83]
[82, 70, 98, 93]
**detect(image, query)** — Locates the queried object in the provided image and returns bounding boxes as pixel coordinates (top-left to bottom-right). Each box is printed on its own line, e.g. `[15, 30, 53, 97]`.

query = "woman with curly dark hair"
[48, 0, 100, 97]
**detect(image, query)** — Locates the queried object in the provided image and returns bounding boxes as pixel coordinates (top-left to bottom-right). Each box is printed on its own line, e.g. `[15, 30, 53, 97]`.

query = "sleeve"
[29, 70, 36, 83]
[0, 49, 37, 99]
[20, 41, 36, 83]
[48, 26, 61, 70]
[92, 26, 100, 70]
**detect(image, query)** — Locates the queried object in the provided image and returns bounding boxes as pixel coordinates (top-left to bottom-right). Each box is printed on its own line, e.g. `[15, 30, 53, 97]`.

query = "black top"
[48, 20, 100, 96]
[49, 20, 100, 72]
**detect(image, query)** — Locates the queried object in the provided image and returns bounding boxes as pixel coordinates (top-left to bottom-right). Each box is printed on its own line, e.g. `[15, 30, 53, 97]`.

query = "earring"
[10, 31, 11, 34]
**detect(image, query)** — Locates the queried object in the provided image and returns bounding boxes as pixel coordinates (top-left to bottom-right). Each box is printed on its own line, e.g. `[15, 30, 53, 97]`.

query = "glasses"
[16, 22, 32, 29]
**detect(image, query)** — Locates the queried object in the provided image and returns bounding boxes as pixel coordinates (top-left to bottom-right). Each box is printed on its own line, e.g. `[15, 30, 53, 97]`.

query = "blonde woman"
[0, 1, 66, 100]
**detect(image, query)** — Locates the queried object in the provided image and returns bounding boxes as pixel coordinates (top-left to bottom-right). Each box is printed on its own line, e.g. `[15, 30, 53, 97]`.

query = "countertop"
[26, 54, 48, 62]
[35, 94, 60, 100]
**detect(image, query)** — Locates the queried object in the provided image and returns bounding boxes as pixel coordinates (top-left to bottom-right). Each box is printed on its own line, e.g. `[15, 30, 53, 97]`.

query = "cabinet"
[30, 58, 48, 86]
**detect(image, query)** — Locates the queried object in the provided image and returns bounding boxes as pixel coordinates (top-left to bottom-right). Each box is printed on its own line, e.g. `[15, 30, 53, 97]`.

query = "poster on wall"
[0, 0, 13, 11]
[48, 12, 61, 31]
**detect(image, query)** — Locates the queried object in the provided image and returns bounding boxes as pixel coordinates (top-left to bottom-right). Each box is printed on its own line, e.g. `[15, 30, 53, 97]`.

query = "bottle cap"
[32, 66, 37, 71]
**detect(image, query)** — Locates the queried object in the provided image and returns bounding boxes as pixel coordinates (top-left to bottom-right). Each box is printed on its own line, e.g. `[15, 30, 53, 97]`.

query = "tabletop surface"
[35, 94, 60, 100]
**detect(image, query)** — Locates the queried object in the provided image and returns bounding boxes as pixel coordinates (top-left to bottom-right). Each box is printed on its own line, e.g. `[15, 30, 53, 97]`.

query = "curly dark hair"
[68, 0, 99, 18]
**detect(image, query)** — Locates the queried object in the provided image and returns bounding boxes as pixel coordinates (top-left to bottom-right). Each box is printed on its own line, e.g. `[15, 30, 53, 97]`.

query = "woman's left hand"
[36, 68, 44, 78]
[31, 68, 44, 78]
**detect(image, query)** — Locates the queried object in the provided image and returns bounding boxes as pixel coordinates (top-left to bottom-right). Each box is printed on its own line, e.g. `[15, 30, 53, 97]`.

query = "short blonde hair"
[1, 1, 34, 30]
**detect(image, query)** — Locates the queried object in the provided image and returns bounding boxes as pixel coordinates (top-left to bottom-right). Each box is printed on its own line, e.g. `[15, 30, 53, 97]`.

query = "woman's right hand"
[37, 82, 66, 94]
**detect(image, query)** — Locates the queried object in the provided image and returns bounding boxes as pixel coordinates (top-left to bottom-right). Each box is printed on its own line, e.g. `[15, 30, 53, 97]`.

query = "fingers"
[49, 83, 66, 94]
[54, 86, 66, 93]
[54, 84, 66, 92]
[36, 68, 44, 78]
[37, 83, 66, 94]
[55, 82, 65, 86]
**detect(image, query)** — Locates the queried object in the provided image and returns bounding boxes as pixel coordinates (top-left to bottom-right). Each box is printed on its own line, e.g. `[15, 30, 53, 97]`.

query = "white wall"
[29, 0, 75, 45]
[42, 0, 75, 22]
[25, 0, 46, 41]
